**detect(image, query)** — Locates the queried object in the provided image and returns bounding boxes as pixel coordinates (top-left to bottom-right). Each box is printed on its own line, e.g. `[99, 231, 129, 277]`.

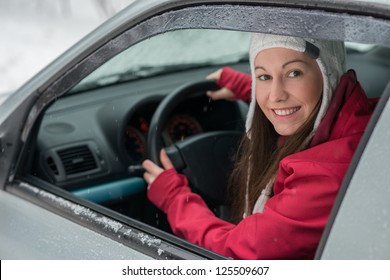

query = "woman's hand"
[142, 149, 174, 188]
[206, 69, 235, 101]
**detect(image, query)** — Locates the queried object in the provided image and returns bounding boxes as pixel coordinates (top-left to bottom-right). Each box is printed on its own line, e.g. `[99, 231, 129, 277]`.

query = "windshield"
[71, 28, 377, 93]
[72, 29, 251, 92]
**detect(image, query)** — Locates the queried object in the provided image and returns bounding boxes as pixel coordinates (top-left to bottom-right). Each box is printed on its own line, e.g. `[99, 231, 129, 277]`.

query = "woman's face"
[254, 48, 323, 136]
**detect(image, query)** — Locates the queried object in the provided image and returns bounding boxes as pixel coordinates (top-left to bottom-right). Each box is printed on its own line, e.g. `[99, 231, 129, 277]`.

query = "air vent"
[57, 145, 98, 175]
[46, 156, 59, 175]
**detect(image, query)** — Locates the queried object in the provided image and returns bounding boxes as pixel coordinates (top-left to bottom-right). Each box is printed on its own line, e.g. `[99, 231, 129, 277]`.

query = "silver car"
[0, 0, 389, 260]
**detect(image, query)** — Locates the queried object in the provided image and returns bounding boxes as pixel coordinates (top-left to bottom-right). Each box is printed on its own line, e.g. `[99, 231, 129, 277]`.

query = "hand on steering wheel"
[206, 69, 235, 101]
[142, 149, 173, 189]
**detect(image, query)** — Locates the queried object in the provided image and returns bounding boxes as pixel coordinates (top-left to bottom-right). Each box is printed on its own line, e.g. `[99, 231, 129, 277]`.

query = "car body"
[0, 0, 389, 259]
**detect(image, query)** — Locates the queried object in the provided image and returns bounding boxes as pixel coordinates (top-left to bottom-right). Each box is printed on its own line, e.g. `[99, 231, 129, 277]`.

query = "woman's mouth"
[273, 107, 301, 116]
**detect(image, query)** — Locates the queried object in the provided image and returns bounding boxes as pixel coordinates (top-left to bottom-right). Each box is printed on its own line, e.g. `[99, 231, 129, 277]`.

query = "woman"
[142, 33, 375, 259]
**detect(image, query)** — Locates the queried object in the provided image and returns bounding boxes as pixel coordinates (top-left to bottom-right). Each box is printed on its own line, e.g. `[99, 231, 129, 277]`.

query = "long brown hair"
[228, 101, 321, 223]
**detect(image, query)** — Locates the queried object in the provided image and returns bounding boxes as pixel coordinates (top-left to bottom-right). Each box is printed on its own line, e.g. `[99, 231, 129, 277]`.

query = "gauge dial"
[124, 125, 146, 163]
[166, 114, 203, 143]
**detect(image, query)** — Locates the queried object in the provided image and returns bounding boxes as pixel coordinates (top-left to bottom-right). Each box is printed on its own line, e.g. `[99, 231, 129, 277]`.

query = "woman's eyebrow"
[282, 59, 308, 68]
[254, 66, 266, 71]
[255, 59, 308, 71]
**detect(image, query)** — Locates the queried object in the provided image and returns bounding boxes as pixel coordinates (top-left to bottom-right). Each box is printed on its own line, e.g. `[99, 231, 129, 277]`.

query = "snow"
[0, 0, 134, 95]
[18, 181, 166, 257]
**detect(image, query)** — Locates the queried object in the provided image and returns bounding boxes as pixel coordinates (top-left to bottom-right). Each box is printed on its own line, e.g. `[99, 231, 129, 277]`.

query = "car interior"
[21, 28, 390, 235]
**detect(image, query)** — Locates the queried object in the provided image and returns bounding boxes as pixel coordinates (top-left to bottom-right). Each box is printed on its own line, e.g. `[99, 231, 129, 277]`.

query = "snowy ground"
[0, 0, 134, 97]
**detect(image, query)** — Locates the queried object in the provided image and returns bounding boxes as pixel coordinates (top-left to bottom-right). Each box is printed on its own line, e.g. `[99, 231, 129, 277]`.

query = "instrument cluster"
[124, 112, 203, 164]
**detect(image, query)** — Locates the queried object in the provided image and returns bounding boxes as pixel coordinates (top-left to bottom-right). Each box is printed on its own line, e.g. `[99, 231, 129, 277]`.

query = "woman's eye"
[258, 74, 271, 81]
[288, 70, 301, 78]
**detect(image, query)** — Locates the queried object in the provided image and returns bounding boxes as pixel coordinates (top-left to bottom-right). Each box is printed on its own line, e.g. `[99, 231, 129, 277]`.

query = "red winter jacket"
[147, 69, 375, 259]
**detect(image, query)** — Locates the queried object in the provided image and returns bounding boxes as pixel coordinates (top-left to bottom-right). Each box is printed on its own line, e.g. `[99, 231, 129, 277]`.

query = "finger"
[206, 73, 218, 80]
[143, 171, 154, 186]
[206, 69, 222, 81]
[207, 88, 234, 100]
[160, 149, 174, 170]
[206, 90, 218, 100]
[142, 159, 164, 176]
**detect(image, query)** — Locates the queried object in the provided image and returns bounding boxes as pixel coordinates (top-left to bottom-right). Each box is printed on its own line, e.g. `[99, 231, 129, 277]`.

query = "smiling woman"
[0, 0, 389, 261]
[253, 48, 324, 136]
[142, 31, 374, 259]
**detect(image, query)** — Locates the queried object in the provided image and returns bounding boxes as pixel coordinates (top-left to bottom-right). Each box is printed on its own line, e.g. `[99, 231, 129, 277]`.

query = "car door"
[0, 0, 389, 260]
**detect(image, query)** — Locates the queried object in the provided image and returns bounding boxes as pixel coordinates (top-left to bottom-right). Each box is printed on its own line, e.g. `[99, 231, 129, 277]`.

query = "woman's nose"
[269, 79, 288, 102]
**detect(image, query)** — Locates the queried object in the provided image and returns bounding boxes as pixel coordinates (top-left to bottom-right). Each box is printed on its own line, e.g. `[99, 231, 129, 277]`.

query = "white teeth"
[273, 107, 300, 116]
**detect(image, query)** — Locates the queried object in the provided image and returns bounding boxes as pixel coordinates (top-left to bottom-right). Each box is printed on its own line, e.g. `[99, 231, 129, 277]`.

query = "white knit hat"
[246, 33, 346, 136]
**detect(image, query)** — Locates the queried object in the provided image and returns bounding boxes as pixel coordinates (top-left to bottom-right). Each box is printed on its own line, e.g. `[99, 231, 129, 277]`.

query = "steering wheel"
[147, 80, 242, 207]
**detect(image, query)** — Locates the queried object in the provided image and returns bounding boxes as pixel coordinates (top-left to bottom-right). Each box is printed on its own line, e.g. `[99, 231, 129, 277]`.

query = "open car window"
[25, 28, 390, 258]
[30, 28, 252, 237]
